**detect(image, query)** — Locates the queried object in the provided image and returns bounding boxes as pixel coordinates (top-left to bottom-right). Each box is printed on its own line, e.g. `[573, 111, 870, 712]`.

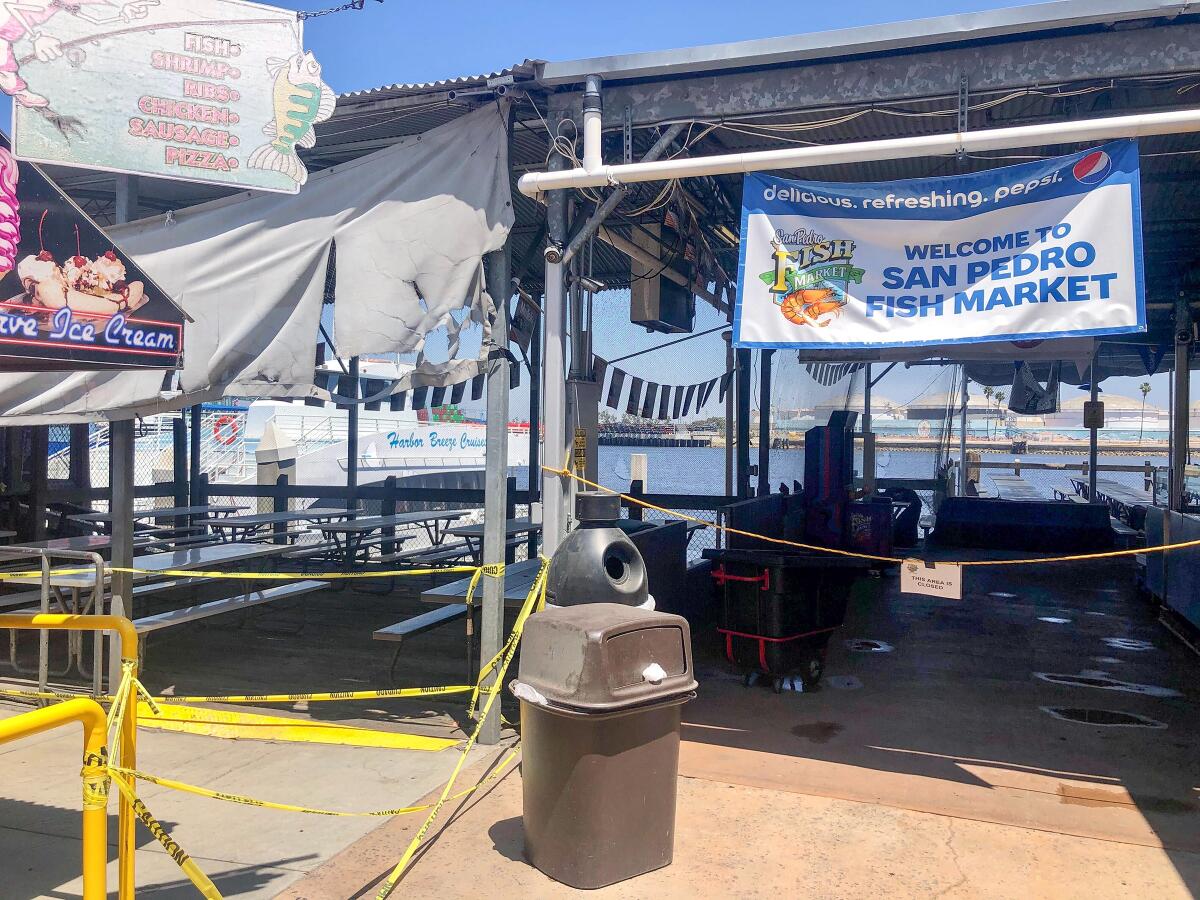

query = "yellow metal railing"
[0, 613, 138, 899]
[0, 696, 109, 900]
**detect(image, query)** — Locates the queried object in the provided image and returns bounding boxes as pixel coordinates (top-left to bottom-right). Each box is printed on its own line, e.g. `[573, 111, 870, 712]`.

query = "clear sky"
[281, 0, 1023, 96]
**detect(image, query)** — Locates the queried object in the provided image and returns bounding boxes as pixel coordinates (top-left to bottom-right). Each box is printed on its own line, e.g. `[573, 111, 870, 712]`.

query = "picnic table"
[369, 557, 546, 683]
[2, 541, 314, 688]
[313, 510, 471, 566]
[208, 508, 355, 542]
[1093, 478, 1153, 529]
[445, 518, 542, 564]
[989, 474, 1044, 501]
[0, 534, 159, 556]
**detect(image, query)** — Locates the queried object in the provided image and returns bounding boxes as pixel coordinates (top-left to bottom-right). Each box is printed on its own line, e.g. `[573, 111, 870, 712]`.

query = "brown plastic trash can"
[510, 602, 697, 889]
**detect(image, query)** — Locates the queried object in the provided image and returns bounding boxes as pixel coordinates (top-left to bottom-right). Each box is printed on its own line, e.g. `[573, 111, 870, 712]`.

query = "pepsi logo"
[1072, 150, 1111, 185]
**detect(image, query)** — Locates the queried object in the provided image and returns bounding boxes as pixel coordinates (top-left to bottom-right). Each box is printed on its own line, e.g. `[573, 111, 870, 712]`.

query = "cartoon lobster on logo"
[780, 287, 847, 327]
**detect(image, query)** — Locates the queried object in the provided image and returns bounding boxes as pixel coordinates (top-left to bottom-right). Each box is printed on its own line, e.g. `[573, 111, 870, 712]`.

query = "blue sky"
[282, 0, 1022, 95]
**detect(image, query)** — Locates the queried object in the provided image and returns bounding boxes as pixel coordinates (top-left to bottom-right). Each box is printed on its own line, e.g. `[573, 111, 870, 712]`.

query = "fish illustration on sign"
[246, 50, 335, 186]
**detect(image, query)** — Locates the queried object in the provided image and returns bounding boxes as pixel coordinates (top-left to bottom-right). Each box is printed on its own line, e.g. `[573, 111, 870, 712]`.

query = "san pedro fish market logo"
[1072, 150, 1112, 185]
[759, 229, 865, 328]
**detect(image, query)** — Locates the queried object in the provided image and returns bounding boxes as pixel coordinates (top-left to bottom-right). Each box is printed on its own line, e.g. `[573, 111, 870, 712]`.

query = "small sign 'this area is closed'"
[900, 559, 963, 600]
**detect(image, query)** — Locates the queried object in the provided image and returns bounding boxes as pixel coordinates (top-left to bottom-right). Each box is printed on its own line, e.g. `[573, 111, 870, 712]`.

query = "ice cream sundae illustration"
[14, 211, 146, 317]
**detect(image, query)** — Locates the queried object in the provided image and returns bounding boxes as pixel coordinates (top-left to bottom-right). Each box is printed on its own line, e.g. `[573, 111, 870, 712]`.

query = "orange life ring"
[213, 415, 239, 445]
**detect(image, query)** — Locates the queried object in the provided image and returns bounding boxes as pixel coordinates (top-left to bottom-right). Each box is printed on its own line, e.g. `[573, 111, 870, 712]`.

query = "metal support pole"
[107, 417, 134, 899]
[528, 314, 542, 556]
[1088, 355, 1100, 501]
[69, 423, 90, 492]
[757, 349, 772, 496]
[346, 356, 359, 511]
[480, 246, 512, 745]
[28, 427, 47, 541]
[959, 366, 969, 496]
[1172, 293, 1193, 511]
[188, 405, 201, 507]
[723, 331, 733, 499]
[541, 150, 569, 555]
[735, 347, 752, 498]
[862, 363, 874, 493]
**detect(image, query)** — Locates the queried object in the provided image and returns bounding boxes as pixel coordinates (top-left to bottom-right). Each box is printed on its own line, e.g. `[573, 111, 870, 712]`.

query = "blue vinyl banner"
[734, 140, 1145, 349]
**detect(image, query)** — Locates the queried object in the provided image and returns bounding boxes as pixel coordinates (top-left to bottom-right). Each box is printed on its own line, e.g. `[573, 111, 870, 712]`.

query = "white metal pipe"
[542, 257, 568, 554]
[582, 74, 603, 173]
[519, 107, 1200, 196]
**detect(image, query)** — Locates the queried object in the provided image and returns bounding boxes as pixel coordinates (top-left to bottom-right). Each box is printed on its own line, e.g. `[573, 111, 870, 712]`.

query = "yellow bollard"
[0, 613, 138, 899]
[0, 697, 109, 900]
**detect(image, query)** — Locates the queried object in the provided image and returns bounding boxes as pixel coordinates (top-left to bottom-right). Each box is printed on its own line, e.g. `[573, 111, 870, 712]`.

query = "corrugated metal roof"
[539, 0, 1192, 85]
[339, 60, 539, 99]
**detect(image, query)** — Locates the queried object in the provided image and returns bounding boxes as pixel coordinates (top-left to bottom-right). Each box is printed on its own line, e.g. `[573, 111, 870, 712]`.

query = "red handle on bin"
[711, 565, 770, 591]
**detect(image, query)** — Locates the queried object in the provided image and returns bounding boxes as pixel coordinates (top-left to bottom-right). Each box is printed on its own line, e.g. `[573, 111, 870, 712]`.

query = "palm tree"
[995, 390, 1007, 436]
[1138, 381, 1152, 442]
[982, 385, 994, 438]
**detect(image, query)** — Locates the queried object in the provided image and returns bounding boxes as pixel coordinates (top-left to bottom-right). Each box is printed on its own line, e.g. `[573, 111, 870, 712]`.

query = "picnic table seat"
[133, 580, 327, 634]
[377, 540, 474, 565]
[373, 603, 469, 680]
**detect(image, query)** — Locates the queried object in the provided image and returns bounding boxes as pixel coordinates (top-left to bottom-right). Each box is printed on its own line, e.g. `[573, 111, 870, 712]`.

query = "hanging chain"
[297, 0, 382, 21]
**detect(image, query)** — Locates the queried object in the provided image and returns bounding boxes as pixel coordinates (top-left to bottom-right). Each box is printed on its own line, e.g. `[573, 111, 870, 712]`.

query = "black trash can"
[511, 602, 697, 889]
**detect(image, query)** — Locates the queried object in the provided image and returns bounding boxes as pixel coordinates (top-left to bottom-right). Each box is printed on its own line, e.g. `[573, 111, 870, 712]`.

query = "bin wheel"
[800, 654, 825, 689]
[772, 677, 784, 694]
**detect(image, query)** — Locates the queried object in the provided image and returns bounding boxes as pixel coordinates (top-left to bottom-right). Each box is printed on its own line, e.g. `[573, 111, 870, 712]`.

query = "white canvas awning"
[0, 103, 513, 423]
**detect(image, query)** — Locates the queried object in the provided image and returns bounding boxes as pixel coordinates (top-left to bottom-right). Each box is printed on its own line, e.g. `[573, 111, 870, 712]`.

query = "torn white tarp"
[0, 103, 512, 423]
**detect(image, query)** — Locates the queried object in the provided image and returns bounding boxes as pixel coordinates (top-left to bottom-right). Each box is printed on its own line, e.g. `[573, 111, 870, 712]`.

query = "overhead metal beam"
[547, 22, 1200, 129]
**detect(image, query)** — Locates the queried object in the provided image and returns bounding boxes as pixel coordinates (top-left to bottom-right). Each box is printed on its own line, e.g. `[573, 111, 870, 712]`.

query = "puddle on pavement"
[1038, 616, 1072, 624]
[1102, 638, 1156, 652]
[791, 721, 844, 743]
[1035, 672, 1181, 697]
[1041, 706, 1167, 728]
[844, 639, 893, 653]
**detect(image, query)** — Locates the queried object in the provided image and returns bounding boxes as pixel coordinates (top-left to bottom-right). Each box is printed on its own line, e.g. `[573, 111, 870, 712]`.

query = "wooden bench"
[133, 580, 327, 634]
[373, 603, 468, 680]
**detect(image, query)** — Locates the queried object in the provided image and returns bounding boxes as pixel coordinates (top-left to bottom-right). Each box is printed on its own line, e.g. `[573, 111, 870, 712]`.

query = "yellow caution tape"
[0, 683, 475, 705]
[108, 742, 520, 819]
[0, 564, 483, 581]
[81, 749, 110, 811]
[109, 774, 223, 899]
[374, 557, 550, 898]
[134, 701, 460, 751]
[543, 464, 1200, 568]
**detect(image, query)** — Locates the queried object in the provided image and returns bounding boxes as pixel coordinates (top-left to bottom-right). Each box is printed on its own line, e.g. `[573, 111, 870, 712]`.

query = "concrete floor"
[285, 556, 1200, 898]
[2, 555, 1198, 898]
[0, 574, 494, 899]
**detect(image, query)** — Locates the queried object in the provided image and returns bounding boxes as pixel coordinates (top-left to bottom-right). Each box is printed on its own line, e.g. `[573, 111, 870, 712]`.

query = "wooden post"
[629, 479, 645, 521]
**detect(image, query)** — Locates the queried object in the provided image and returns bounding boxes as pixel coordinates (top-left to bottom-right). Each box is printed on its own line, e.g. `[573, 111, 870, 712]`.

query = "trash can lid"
[514, 603, 697, 712]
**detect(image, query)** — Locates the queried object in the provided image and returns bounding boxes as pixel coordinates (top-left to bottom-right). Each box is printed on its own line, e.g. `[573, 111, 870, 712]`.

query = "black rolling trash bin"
[510, 602, 697, 889]
[703, 546, 870, 692]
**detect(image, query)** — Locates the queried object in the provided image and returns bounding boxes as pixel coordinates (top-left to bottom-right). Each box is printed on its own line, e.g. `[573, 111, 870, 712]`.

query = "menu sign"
[0, 132, 184, 370]
[9, 0, 333, 194]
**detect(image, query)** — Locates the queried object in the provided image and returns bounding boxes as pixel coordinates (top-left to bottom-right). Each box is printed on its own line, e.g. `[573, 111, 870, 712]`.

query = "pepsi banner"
[734, 141, 1145, 350]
